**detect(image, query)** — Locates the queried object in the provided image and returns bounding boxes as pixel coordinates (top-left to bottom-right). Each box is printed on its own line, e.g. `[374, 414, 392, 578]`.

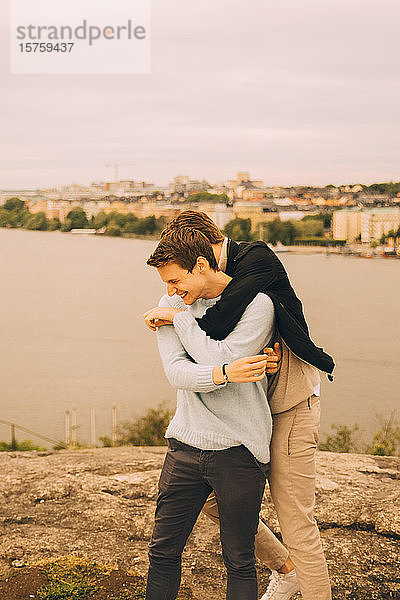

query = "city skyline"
[1, 0, 400, 188]
[1, 172, 400, 194]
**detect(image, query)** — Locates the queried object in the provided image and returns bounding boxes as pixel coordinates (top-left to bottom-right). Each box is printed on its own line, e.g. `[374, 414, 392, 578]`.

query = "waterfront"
[0, 228, 399, 447]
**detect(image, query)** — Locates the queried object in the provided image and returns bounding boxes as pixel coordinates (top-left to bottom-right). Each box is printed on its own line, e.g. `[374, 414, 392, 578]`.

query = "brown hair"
[161, 210, 224, 244]
[147, 227, 219, 271]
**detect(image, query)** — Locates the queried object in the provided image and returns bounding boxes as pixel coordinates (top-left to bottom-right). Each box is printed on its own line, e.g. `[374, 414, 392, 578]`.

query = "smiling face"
[157, 260, 207, 305]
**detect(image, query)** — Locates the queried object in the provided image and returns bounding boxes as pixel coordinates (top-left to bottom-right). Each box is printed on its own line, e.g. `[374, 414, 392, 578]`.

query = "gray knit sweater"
[156, 292, 274, 463]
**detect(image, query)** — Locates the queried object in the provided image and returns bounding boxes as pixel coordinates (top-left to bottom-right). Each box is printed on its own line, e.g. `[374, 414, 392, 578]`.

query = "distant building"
[356, 193, 391, 205]
[332, 208, 400, 243]
[172, 175, 190, 188]
[273, 197, 295, 208]
[233, 201, 278, 232]
[226, 172, 264, 195]
[170, 175, 210, 195]
[278, 210, 311, 222]
[332, 209, 362, 242]
[197, 203, 234, 230]
[0, 189, 45, 205]
[237, 171, 251, 183]
[268, 187, 294, 199]
[339, 184, 363, 194]
[240, 186, 267, 201]
[360, 207, 400, 243]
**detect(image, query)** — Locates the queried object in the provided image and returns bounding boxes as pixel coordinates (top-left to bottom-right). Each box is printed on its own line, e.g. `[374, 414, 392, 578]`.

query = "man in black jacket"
[161, 211, 333, 600]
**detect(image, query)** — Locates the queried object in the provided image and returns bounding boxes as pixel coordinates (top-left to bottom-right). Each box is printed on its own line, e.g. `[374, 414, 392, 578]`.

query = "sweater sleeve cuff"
[195, 365, 222, 392]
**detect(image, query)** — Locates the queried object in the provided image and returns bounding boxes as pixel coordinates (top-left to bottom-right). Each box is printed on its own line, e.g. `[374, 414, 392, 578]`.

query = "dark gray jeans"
[145, 438, 269, 600]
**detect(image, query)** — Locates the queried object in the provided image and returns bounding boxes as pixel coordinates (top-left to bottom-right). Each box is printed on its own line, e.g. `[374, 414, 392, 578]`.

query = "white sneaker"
[260, 569, 300, 600]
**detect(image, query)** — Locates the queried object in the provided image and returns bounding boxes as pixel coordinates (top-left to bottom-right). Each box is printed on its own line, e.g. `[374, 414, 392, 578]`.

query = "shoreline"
[2, 227, 399, 258]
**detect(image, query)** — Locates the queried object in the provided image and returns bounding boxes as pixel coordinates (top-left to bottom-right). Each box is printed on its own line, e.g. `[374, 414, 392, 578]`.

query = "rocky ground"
[0, 447, 399, 599]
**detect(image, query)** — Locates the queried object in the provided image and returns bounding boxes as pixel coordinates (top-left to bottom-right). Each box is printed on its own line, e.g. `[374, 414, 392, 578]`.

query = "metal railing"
[0, 418, 65, 450]
[1, 405, 118, 450]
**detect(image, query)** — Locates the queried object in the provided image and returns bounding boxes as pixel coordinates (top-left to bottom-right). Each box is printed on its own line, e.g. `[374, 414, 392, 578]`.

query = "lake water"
[1, 228, 399, 448]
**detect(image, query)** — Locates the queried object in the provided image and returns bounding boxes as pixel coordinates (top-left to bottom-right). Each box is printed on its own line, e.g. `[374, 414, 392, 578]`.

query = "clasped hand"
[143, 307, 183, 331]
[221, 342, 281, 382]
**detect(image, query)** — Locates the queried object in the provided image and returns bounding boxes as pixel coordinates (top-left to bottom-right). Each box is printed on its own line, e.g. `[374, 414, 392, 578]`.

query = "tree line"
[1, 197, 334, 245]
[0, 198, 166, 237]
[362, 181, 400, 196]
[224, 213, 333, 245]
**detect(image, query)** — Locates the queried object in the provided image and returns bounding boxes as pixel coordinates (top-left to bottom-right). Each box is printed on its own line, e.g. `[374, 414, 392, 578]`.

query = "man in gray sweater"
[157, 211, 331, 600]
[143, 228, 276, 600]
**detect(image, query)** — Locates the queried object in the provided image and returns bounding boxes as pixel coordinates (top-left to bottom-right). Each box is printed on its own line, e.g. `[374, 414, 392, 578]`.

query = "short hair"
[147, 227, 219, 271]
[161, 210, 224, 244]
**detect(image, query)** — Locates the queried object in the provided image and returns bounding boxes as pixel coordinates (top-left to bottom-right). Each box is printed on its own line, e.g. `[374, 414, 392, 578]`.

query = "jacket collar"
[227, 239, 267, 262]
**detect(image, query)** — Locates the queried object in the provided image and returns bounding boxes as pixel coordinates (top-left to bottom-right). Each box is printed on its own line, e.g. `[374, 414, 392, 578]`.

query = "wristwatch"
[222, 363, 230, 384]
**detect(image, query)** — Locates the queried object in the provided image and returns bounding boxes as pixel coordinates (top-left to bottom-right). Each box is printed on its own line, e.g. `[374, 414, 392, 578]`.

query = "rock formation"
[0, 448, 398, 599]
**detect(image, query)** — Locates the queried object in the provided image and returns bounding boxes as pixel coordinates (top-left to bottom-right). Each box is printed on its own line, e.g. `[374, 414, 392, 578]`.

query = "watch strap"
[222, 363, 230, 383]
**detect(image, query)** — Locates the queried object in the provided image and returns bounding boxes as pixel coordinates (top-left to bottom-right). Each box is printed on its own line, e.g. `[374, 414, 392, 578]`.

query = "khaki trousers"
[202, 396, 331, 600]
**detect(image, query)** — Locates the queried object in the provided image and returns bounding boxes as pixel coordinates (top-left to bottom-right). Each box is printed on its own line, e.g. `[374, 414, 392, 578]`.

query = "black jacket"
[196, 240, 335, 376]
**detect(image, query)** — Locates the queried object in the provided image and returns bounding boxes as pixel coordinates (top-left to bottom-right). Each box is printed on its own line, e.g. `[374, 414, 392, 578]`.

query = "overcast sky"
[1, 0, 399, 189]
